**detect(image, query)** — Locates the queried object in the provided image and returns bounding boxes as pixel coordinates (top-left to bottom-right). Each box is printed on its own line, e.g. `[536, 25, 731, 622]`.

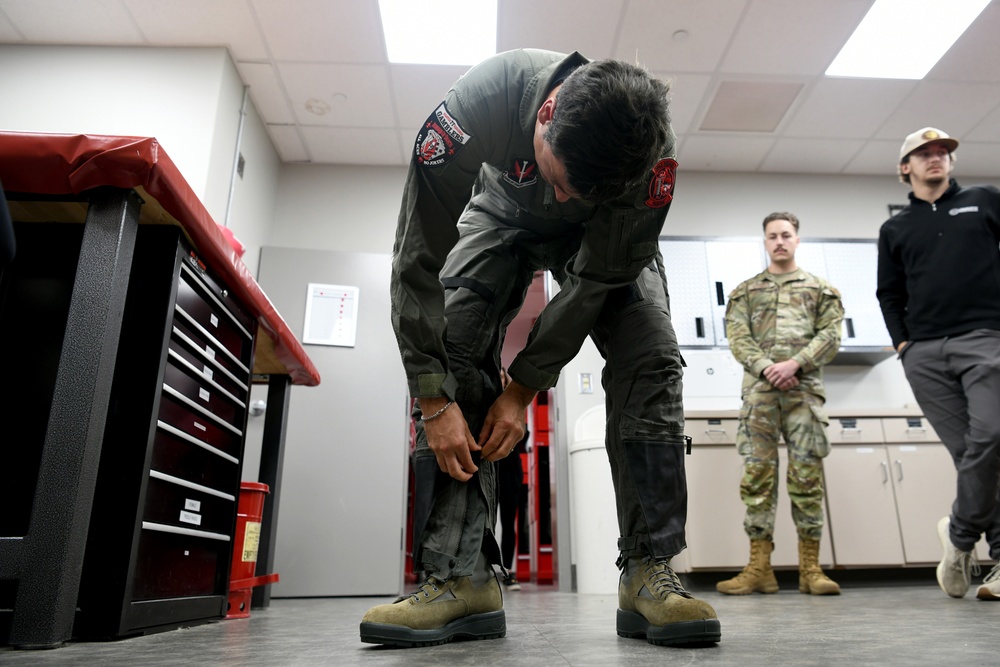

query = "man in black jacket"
[877, 127, 1000, 601]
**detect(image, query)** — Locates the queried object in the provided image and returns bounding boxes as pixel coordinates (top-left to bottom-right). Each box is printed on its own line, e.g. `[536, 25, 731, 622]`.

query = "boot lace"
[643, 558, 692, 600]
[394, 576, 443, 603]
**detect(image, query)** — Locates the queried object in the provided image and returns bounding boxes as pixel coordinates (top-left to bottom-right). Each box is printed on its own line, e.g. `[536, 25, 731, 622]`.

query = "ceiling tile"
[237, 62, 296, 125]
[699, 80, 803, 132]
[952, 142, 1000, 179]
[301, 126, 404, 165]
[660, 72, 712, 135]
[0, 0, 142, 43]
[842, 139, 905, 176]
[0, 8, 20, 40]
[875, 81, 1000, 141]
[720, 0, 871, 76]
[964, 102, 1000, 142]
[926, 2, 1000, 83]
[389, 64, 470, 129]
[759, 138, 865, 174]
[783, 78, 916, 139]
[279, 63, 395, 127]
[615, 0, 747, 73]
[267, 125, 310, 162]
[250, 0, 384, 63]
[497, 0, 624, 57]
[679, 135, 774, 172]
[125, 0, 269, 61]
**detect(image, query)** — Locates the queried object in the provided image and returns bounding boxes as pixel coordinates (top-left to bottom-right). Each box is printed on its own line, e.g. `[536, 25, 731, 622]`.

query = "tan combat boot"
[798, 539, 841, 595]
[360, 556, 505, 647]
[716, 540, 779, 595]
[617, 557, 721, 646]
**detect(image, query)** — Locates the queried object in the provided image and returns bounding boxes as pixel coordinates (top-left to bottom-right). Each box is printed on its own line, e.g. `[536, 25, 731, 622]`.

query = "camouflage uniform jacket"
[726, 268, 844, 397]
[390, 49, 678, 401]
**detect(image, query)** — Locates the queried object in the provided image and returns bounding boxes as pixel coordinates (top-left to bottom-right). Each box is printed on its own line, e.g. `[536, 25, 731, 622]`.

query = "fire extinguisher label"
[242, 521, 262, 562]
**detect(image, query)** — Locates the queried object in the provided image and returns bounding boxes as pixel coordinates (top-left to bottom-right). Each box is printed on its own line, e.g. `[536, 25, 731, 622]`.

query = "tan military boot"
[798, 539, 841, 595]
[617, 557, 721, 646]
[359, 559, 505, 647]
[716, 539, 779, 595]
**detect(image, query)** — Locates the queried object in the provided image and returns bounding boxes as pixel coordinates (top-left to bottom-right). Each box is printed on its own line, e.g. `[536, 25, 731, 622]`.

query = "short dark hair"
[762, 212, 799, 233]
[545, 60, 672, 204]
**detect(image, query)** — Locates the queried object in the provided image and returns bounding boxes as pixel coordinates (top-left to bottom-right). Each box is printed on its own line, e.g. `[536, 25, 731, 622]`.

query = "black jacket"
[877, 179, 1000, 348]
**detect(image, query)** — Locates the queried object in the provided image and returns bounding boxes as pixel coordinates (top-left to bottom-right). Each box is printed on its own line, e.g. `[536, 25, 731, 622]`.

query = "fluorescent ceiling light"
[826, 0, 989, 79]
[378, 0, 497, 65]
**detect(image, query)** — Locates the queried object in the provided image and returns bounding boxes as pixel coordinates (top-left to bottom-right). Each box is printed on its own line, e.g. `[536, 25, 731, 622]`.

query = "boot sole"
[360, 610, 506, 647]
[616, 609, 721, 646]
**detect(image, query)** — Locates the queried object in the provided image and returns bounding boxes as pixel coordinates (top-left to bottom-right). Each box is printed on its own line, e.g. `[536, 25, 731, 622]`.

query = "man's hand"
[479, 380, 536, 462]
[762, 359, 801, 391]
[896, 341, 908, 354]
[421, 398, 480, 482]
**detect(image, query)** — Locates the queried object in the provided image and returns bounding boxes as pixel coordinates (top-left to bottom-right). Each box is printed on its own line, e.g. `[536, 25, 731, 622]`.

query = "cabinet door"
[660, 240, 716, 346]
[820, 242, 891, 348]
[684, 446, 748, 568]
[887, 443, 992, 563]
[823, 446, 906, 566]
[683, 445, 833, 569]
[704, 241, 766, 347]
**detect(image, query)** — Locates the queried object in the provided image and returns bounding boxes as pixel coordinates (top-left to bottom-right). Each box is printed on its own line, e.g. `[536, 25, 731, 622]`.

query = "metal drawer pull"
[895, 460, 903, 482]
[880, 461, 888, 484]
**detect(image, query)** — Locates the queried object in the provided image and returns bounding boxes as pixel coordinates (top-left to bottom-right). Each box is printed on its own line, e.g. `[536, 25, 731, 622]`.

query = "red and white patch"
[502, 158, 538, 187]
[415, 102, 473, 167]
[645, 158, 678, 208]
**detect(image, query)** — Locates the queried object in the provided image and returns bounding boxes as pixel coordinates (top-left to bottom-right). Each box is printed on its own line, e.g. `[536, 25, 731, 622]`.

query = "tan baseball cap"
[899, 127, 959, 163]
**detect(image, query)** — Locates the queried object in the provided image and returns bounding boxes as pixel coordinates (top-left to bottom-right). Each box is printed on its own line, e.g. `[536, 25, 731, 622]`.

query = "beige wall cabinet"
[823, 416, 990, 567]
[681, 418, 834, 571]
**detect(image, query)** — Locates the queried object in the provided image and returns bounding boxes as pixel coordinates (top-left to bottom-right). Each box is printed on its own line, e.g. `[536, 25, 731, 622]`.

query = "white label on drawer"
[900, 445, 918, 452]
[855, 447, 875, 454]
[193, 421, 207, 432]
[185, 498, 202, 512]
[205, 346, 216, 359]
[210, 313, 219, 328]
[199, 388, 211, 402]
[203, 366, 213, 380]
[180, 510, 202, 526]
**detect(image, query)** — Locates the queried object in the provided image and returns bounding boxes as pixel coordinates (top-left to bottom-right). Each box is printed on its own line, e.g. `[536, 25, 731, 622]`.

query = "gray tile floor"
[2, 573, 997, 666]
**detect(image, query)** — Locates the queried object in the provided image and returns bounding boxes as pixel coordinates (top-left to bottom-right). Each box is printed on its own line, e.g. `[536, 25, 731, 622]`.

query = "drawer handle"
[704, 429, 729, 435]
[895, 459, 904, 482]
[905, 427, 927, 433]
[880, 461, 888, 484]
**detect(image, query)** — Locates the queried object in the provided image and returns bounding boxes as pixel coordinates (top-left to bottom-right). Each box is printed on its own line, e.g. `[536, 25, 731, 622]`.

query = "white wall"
[0, 44, 279, 272]
[270, 163, 407, 255]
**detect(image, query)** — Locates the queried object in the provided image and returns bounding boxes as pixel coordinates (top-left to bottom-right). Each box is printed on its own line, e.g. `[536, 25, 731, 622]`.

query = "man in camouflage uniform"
[716, 212, 844, 596]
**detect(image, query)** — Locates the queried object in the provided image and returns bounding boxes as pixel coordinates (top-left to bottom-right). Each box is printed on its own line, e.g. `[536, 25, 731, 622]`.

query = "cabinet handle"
[880, 461, 888, 484]
[704, 429, 728, 434]
[695, 317, 705, 338]
[905, 427, 927, 433]
[845, 317, 856, 338]
[715, 281, 725, 306]
[895, 459, 903, 482]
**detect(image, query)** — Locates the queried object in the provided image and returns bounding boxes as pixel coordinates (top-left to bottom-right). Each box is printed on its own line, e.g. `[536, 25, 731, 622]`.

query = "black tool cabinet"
[74, 224, 257, 639]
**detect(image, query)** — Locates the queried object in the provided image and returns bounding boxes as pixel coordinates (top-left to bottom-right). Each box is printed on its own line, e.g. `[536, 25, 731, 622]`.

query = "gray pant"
[412, 212, 688, 580]
[901, 329, 1000, 559]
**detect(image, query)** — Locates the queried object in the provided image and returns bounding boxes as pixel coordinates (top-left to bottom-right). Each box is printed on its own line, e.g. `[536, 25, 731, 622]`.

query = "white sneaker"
[936, 517, 978, 598]
[976, 563, 1000, 601]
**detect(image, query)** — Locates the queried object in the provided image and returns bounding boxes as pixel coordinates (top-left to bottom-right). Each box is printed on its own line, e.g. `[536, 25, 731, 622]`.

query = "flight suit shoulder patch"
[415, 101, 473, 167]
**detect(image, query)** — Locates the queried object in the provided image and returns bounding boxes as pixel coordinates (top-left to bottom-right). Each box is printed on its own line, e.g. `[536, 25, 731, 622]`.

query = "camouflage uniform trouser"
[411, 211, 689, 581]
[735, 388, 830, 542]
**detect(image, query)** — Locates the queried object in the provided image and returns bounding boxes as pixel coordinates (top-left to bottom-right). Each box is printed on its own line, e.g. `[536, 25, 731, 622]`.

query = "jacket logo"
[503, 158, 538, 187]
[645, 158, 678, 208]
[949, 206, 979, 216]
[415, 102, 472, 167]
